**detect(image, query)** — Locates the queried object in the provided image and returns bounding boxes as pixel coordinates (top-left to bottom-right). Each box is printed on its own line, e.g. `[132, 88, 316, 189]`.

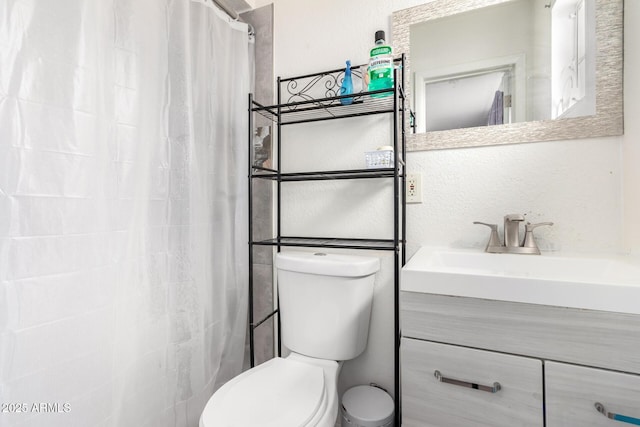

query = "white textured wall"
[406, 137, 622, 257]
[260, 0, 638, 401]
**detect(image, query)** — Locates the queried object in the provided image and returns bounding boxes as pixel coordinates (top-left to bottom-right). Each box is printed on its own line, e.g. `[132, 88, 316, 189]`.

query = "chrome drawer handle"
[595, 402, 640, 425]
[434, 370, 501, 393]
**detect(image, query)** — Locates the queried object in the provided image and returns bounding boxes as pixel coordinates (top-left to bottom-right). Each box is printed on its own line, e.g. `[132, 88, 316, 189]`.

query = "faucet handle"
[473, 222, 503, 249]
[525, 222, 554, 231]
[522, 222, 554, 253]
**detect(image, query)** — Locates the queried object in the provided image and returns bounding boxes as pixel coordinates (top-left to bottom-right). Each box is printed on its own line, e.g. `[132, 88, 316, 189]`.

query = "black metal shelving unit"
[248, 56, 406, 426]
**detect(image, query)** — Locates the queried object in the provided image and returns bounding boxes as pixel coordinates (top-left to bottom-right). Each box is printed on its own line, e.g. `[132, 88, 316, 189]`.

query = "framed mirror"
[392, 0, 623, 151]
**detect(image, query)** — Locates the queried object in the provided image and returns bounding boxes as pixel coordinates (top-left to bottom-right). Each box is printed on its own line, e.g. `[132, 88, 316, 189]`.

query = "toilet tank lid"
[276, 251, 380, 277]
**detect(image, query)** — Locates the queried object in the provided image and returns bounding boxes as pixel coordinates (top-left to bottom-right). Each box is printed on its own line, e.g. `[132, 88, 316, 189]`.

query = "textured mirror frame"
[392, 0, 623, 151]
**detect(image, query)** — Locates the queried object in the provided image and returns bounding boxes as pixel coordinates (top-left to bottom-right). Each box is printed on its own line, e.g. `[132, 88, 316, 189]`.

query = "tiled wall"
[241, 4, 275, 368]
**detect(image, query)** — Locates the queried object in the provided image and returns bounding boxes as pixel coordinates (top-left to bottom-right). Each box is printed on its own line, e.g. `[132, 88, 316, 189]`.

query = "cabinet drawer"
[401, 292, 640, 374]
[401, 338, 543, 427]
[546, 362, 640, 426]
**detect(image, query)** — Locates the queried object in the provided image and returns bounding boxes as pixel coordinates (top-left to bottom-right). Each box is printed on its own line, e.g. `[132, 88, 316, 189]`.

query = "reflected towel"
[487, 90, 504, 126]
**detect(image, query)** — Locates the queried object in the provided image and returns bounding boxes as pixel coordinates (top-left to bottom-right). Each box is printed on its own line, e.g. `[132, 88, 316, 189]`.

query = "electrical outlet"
[406, 173, 422, 203]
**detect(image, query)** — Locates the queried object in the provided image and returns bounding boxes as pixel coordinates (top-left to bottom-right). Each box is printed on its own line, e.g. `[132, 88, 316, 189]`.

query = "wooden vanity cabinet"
[401, 292, 640, 426]
[546, 362, 640, 426]
[402, 338, 543, 426]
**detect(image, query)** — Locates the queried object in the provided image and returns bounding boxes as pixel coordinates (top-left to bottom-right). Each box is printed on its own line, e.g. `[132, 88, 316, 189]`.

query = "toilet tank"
[275, 251, 380, 361]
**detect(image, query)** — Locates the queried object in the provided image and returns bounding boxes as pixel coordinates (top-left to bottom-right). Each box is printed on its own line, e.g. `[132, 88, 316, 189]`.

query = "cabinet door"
[401, 338, 543, 427]
[546, 361, 640, 426]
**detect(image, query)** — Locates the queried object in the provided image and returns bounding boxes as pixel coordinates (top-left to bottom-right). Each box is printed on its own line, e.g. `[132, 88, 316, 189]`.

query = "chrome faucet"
[474, 214, 553, 255]
[503, 214, 525, 247]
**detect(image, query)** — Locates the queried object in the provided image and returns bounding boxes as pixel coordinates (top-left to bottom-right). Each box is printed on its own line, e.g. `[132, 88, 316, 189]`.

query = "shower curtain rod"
[211, 0, 239, 20]
[209, 0, 255, 36]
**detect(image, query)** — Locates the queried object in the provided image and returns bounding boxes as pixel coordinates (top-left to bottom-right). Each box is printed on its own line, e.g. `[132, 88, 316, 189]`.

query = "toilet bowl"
[199, 251, 380, 427]
[200, 353, 340, 427]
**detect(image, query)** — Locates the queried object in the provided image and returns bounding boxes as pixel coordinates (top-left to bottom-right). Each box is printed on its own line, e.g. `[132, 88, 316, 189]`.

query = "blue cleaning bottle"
[340, 60, 354, 105]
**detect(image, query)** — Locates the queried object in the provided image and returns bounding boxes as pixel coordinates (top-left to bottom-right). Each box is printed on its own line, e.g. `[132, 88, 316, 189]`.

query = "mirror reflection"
[411, 0, 595, 134]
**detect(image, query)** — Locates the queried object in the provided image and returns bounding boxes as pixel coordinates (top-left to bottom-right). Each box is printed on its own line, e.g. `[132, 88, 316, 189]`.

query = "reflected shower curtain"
[0, 0, 250, 426]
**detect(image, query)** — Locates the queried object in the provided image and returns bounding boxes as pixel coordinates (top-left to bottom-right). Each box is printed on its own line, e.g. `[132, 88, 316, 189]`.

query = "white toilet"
[200, 251, 380, 427]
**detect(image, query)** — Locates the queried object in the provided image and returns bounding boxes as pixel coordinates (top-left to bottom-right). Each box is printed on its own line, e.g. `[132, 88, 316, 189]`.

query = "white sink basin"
[402, 247, 640, 315]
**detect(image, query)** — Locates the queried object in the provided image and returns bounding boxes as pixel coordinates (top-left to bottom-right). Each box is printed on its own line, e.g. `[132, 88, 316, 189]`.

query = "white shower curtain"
[0, 0, 250, 426]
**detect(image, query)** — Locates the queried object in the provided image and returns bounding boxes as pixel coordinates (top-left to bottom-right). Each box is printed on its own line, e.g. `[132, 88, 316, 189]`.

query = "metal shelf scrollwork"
[283, 66, 365, 106]
[252, 60, 400, 125]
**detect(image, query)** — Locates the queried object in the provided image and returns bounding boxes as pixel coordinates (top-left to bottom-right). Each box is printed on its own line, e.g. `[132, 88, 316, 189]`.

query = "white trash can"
[341, 385, 394, 427]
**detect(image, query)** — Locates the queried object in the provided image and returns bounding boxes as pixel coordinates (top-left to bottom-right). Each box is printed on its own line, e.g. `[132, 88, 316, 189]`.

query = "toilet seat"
[200, 357, 329, 427]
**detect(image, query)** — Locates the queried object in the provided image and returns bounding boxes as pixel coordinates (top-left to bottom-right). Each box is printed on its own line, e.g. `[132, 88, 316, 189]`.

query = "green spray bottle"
[367, 30, 393, 98]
